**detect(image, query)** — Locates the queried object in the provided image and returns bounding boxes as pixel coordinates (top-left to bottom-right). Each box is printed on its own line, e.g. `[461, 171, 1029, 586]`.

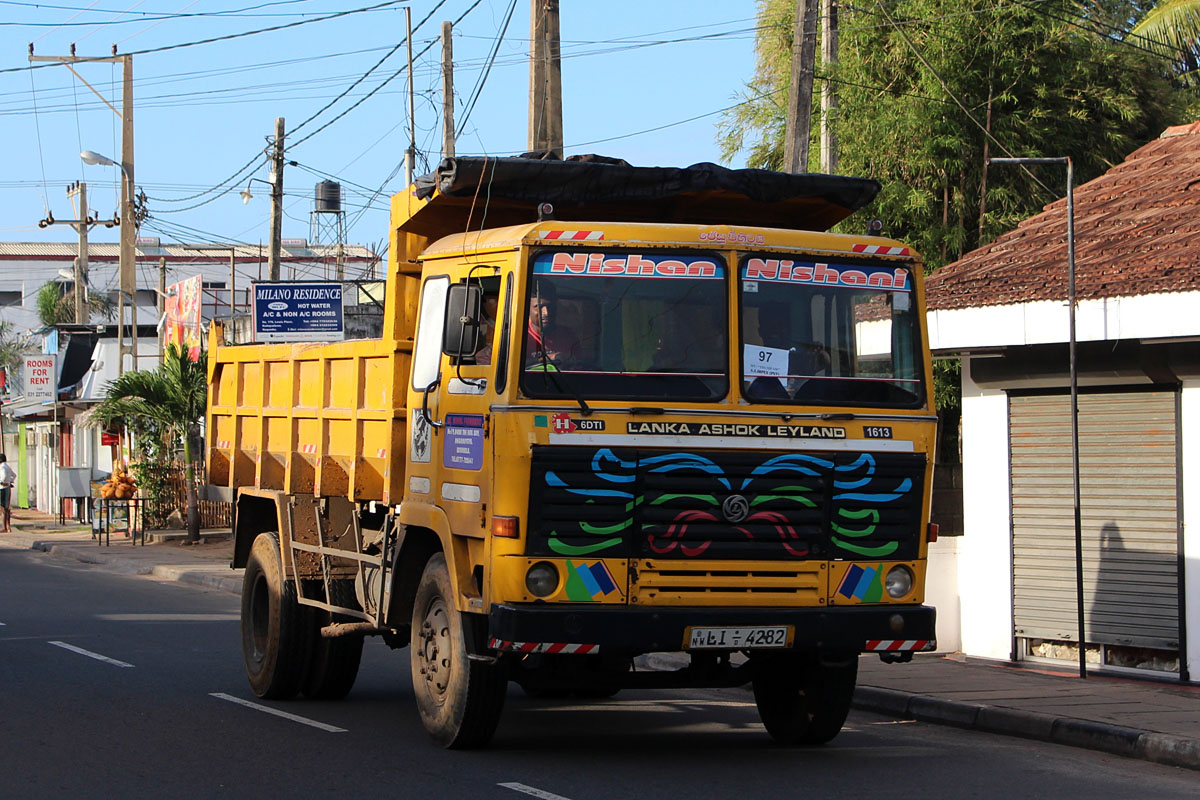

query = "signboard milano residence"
[253, 282, 345, 343]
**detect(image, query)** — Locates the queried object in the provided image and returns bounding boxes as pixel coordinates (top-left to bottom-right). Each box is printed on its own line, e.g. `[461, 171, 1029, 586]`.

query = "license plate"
[685, 625, 793, 650]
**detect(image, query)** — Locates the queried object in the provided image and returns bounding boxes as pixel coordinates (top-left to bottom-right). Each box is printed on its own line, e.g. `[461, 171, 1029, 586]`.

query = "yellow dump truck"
[207, 157, 937, 748]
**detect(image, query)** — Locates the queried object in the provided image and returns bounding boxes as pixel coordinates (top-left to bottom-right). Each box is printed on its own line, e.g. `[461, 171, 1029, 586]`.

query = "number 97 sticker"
[743, 344, 789, 378]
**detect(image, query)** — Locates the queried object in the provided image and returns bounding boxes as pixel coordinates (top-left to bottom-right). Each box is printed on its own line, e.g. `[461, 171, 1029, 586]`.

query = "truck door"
[435, 271, 503, 539]
[404, 269, 504, 541]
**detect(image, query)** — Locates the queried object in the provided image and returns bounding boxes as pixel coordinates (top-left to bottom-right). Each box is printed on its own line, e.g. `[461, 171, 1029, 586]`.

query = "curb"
[32, 540, 244, 594]
[854, 686, 1200, 771]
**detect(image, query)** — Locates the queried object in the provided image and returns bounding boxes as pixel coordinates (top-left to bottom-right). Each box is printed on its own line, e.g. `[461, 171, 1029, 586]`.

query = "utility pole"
[69, 182, 90, 324]
[40, 182, 99, 324]
[268, 116, 285, 282]
[121, 53, 138, 373]
[819, 0, 839, 174]
[158, 256, 167, 356]
[783, 0, 819, 173]
[528, 0, 563, 158]
[442, 21, 455, 159]
[405, 6, 417, 185]
[30, 45, 137, 371]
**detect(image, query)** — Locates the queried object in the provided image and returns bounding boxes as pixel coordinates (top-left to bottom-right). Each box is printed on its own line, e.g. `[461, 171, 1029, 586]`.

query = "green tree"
[90, 346, 207, 542]
[35, 281, 116, 327]
[1132, 0, 1200, 82]
[720, 0, 1182, 269]
[0, 320, 34, 375]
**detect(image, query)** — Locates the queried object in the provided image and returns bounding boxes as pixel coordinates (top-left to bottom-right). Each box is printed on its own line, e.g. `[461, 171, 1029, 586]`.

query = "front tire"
[241, 532, 312, 699]
[410, 553, 506, 748]
[752, 654, 858, 745]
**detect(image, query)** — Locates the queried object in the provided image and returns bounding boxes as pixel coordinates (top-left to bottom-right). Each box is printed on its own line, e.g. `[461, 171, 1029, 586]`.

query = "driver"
[526, 281, 581, 368]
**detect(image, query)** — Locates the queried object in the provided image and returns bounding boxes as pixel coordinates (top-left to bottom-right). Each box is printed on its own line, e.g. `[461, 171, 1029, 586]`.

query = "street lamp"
[239, 177, 273, 205]
[989, 156, 1084, 679]
[80, 149, 126, 174]
[81, 149, 139, 374]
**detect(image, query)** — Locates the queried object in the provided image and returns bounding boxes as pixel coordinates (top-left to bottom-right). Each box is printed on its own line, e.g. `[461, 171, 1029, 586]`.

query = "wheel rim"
[417, 595, 453, 702]
[249, 570, 270, 661]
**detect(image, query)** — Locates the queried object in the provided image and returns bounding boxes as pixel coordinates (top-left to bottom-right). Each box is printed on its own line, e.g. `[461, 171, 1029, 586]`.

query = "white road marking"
[209, 693, 347, 733]
[96, 614, 239, 622]
[49, 641, 134, 667]
[499, 783, 573, 800]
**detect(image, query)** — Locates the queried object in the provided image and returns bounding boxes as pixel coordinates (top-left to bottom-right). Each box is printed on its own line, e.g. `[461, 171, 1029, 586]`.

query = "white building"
[925, 122, 1200, 681]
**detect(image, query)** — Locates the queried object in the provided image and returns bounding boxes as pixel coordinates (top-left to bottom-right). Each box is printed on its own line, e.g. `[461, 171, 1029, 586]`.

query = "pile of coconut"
[100, 465, 137, 499]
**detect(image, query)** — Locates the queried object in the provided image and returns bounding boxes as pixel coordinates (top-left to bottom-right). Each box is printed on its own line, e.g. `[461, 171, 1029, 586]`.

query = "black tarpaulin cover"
[410, 156, 879, 233]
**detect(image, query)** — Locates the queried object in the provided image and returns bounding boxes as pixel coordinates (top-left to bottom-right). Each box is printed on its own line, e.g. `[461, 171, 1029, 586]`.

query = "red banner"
[164, 275, 203, 361]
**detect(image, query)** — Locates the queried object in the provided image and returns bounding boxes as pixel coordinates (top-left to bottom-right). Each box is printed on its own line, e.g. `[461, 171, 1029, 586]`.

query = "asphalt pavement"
[4, 506, 1198, 771]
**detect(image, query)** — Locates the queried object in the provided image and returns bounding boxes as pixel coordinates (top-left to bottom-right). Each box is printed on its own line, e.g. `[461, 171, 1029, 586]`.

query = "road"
[2, 544, 1197, 799]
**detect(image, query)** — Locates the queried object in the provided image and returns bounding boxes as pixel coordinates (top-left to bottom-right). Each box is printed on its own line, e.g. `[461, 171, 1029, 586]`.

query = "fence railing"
[136, 462, 231, 530]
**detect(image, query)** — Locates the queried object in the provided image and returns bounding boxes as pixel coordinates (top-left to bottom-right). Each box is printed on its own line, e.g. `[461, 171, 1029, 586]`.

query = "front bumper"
[487, 603, 936, 654]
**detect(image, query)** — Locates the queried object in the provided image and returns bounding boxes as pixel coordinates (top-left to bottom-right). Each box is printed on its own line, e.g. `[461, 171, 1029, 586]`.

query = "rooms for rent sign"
[253, 282, 345, 343]
[23, 355, 56, 401]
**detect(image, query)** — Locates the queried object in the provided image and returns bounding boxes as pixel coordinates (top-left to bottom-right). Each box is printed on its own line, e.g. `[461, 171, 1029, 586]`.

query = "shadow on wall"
[1080, 521, 1181, 673]
[931, 462, 963, 537]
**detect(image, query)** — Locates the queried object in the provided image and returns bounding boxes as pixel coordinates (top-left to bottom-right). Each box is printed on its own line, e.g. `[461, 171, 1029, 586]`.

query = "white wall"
[1181, 381, 1200, 680]
[928, 291, 1200, 351]
[956, 358, 1014, 660]
[926, 536, 961, 652]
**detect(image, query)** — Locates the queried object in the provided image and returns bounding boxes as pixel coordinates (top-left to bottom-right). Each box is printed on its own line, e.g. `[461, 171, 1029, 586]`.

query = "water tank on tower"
[311, 181, 347, 280]
[314, 181, 342, 213]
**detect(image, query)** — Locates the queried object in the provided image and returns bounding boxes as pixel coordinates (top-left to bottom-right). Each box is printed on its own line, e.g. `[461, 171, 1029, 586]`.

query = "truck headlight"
[525, 561, 559, 597]
[885, 565, 914, 598]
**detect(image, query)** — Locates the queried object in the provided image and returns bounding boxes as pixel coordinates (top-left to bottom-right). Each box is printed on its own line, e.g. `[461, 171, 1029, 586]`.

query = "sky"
[1, 0, 762, 254]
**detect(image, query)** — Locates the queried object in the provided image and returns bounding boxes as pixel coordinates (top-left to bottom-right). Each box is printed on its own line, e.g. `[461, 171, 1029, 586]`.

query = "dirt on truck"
[206, 156, 938, 749]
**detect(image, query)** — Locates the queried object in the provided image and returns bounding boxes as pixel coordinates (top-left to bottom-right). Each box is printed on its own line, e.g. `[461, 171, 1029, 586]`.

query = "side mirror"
[442, 283, 482, 357]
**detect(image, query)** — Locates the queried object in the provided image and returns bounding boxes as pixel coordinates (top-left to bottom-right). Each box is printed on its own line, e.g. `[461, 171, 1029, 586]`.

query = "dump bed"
[206, 335, 412, 504]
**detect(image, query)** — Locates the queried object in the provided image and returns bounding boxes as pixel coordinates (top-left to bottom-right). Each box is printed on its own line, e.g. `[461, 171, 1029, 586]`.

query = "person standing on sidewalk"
[0, 454, 16, 533]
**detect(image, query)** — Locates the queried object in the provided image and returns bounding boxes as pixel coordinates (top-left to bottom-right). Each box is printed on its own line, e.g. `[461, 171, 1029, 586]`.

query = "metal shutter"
[1010, 391, 1179, 651]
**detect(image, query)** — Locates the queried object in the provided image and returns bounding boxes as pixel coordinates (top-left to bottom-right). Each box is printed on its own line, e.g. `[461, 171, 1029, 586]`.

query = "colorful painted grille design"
[527, 446, 924, 561]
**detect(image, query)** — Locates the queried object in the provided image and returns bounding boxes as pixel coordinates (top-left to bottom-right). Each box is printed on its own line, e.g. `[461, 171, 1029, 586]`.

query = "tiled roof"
[925, 123, 1200, 311]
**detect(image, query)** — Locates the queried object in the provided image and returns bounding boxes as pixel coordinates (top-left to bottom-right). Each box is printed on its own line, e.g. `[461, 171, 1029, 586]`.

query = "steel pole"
[988, 156, 1085, 677]
[1066, 158, 1084, 679]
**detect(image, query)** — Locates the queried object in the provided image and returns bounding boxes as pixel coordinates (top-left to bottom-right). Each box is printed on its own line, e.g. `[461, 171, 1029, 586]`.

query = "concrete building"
[925, 123, 1200, 680]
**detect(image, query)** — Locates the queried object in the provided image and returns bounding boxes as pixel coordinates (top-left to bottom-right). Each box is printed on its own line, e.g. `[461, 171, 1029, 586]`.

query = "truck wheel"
[241, 532, 312, 699]
[410, 553, 507, 748]
[302, 580, 364, 700]
[752, 655, 858, 745]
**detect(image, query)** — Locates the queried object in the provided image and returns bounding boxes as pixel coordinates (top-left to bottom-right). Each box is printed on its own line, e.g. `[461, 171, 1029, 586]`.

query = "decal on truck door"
[411, 412, 431, 463]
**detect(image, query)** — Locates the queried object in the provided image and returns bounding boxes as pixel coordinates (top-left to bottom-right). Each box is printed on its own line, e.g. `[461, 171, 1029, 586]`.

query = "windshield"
[520, 249, 728, 401]
[739, 255, 924, 407]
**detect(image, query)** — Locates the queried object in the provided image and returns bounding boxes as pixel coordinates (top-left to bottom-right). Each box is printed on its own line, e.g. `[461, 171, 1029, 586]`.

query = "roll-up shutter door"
[1010, 390, 1179, 652]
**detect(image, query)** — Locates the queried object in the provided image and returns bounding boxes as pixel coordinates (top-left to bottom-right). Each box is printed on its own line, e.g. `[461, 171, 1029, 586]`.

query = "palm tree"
[0, 320, 33, 375]
[1132, 1, 1200, 83]
[91, 345, 208, 542]
[35, 281, 116, 327]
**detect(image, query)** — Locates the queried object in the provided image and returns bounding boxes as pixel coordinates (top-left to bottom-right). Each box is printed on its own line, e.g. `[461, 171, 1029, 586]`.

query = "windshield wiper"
[536, 348, 591, 417]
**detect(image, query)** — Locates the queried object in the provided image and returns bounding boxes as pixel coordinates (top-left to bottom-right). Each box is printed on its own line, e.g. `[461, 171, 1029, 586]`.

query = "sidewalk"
[3, 506, 1198, 769]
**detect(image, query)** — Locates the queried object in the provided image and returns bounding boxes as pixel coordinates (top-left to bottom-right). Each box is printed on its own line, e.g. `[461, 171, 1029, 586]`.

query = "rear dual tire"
[240, 533, 363, 700]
